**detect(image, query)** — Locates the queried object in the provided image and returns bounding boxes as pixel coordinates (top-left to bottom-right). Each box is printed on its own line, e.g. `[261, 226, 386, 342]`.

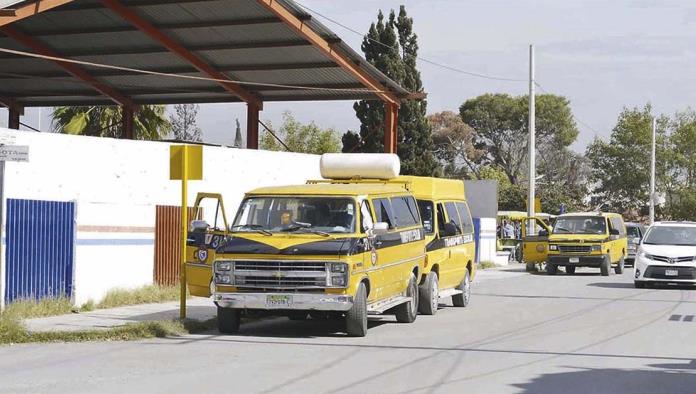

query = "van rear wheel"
[418, 272, 439, 315]
[547, 264, 558, 275]
[566, 266, 576, 275]
[395, 273, 418, 323]
[345, 283, 367, 337]
[452, 269, 471, 307]
[615, 256, 625, 274]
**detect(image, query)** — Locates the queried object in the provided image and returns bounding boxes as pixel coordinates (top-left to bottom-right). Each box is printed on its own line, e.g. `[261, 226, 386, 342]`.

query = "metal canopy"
[0, 0, 414, 107]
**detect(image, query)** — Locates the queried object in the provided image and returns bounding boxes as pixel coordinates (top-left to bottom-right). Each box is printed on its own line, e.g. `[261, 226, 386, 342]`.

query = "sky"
[2, 0, 696, 152]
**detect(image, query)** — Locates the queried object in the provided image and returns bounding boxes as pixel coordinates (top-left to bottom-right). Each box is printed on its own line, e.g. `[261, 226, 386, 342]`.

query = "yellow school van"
[212, 154, 426, 337]
[546, 212, 628, 276]
[399, 176, 475, 315]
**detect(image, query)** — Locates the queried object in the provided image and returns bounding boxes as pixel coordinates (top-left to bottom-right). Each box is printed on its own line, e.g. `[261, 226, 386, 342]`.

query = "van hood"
[640, 243, 696, 258]
[549, 234, 609, 243]
[216, 234, 363, 257]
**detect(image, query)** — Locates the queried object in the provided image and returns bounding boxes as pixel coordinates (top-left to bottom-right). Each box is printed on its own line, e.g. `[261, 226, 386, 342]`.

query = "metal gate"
[153, 205, 199, 286]
[5, 199, 76, 303]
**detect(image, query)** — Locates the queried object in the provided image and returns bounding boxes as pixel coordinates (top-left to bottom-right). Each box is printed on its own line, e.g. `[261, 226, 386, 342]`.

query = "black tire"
[418, 271, 439, 315]
[288, 311, 308, 321]
[346, 282, 368, 337]
[634, 281, 646, 288]
[217, 306, 241, 334]
[525, 262, 536, 272]
[395, 273, 419, 323]
[566, 266, 576, 275]
[547, 263, 558, 275]
[452, 269, 471, 307]
[615, 256, 625, 274]
[600, 256, 610, 276]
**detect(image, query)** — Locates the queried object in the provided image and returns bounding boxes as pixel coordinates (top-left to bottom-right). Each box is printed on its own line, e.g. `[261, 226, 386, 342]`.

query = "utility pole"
[527, 44, 536, 230]
[649, 117, 656, 224]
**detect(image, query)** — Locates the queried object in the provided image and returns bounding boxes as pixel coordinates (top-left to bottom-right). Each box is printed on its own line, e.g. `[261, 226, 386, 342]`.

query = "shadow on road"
[587, 282, 636, 289]
[512, 366, 696, 394]
[229, 316, 391, 338]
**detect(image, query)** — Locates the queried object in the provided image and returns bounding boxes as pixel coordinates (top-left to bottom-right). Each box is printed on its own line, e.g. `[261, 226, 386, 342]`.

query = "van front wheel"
[615, 256, 625, 274]
[345, 283, 368, 337]
[418, 272, 439, 315]
[217, 306, 240, 334]
[600, 256, 611, 276]
[395, 273, 418, 323]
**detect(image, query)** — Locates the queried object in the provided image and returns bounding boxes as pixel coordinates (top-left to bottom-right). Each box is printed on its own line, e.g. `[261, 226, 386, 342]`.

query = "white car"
[634, 221, 696, 288]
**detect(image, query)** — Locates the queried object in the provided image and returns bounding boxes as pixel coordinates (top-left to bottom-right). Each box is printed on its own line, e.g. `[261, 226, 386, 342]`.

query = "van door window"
[360, 200, 374, 233]
[373, 198, 396, 229]
[455, 202, 474, 234]
[444, 202, 463, 235]
[391, 196, 419, 228]
[417, 200, 434, 234]
[436, 203, 447, 235]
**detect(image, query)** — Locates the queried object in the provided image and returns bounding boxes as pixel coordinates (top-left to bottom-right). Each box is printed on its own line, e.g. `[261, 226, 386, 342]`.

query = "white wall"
[478, 218, 498, 264]
[0, 128, 321, 305]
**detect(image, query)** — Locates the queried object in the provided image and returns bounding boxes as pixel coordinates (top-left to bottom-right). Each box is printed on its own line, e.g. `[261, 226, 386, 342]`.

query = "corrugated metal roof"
[0, 0, 416, 107]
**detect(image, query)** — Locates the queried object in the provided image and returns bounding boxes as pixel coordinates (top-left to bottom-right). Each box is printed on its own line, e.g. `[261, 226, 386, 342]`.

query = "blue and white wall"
[0, 127, 321, 305]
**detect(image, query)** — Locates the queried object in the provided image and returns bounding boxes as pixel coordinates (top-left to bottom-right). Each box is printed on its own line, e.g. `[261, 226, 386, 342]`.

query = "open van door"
[522, 217, 552, 271]
[185, 193, 229, 297]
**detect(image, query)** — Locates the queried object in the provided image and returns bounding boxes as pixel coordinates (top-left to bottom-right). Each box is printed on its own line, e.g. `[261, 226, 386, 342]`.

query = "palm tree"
[51, 105, 171, 140]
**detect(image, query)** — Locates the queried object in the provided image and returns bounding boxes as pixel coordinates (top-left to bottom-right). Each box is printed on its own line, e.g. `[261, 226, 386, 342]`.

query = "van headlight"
[216, 261, 232, 271]
[328, 263, 349, 287]
[591, 245, 602, 252]
[330, 262, 348, 273]
[549, 245, 558, 251]
[216, 274, 232, 284]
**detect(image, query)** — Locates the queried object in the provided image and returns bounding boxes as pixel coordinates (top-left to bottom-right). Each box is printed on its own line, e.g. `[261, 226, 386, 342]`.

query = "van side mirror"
[190, 220, 210, 232]
[538, 229, 549, 236]
[610, 228, 620, 236]
[369, 222, 389, 237]
[442, 222, 458, 237]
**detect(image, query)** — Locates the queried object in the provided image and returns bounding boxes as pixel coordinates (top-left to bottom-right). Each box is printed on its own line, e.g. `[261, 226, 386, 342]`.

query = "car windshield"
[627, 226, 641, 238]
[643, 226, 696, 246]
[232, 196, 356, 234]
[553, 216, 607, 235]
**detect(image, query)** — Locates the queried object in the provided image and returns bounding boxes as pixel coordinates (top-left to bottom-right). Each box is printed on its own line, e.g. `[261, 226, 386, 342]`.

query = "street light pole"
[649, 117, 656, 224]
[528, 45, 536, 228]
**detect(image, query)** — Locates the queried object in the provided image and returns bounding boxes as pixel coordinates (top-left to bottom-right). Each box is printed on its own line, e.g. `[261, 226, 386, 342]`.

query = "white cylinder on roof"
[320, 153, 400, 180]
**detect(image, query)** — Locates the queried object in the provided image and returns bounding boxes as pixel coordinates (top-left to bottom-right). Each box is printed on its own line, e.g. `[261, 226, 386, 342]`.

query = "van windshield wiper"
[281, 222, 331, 237]
[230, 224, 272, 236]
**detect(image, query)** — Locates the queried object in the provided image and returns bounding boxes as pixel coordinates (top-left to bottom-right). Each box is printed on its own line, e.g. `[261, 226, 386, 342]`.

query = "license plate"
[569, 257, 580, 263]
[665, 269, 679, 277]
[266, 295, 292, 308]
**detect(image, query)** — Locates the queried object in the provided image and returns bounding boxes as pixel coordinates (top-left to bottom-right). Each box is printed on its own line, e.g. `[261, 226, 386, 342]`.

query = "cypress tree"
[342, 7, 440, 176]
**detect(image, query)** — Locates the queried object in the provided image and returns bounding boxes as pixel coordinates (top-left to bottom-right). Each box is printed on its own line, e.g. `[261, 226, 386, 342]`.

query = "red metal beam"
[256, 0, 400, 107]
[100, 0, 261, 108]
[246, 103, 260, 149]
[0, 96, 24, 115]
[0, 0, 74, 27]
[0, 26, 135, 108]
[384, 102, 398, 153]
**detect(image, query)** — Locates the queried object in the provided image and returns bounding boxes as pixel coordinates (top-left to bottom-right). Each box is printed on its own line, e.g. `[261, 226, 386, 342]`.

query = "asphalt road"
[2, 267, 695, 394]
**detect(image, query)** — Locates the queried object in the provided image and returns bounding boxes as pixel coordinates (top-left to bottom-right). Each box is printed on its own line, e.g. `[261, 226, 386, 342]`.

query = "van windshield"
[553, 216, 607, 235]
[232, 196, 356, 234]
[643, 226, 696, 246]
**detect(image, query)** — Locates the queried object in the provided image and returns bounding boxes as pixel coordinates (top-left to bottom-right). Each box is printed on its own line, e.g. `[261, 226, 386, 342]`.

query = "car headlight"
[216, 274, 231, 284]
[216, 261, 232, 271]
[549, 245, 558, 251]
[638, 251, 650, 260]
[591, 245, 602, 252]
[330, 262, 348, 273]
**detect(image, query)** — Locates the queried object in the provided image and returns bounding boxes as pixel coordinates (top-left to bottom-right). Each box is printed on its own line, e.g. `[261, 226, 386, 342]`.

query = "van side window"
[417, 200, 434, 234]
[444, 202, 463, 235]
[373, 198, 396, 229]
[391, 196, 419, 228]
[360, 200, 374, 233]
[610, 217, 626, 236]
[455, 202, 474, 234]
[436, 203, 447, 235]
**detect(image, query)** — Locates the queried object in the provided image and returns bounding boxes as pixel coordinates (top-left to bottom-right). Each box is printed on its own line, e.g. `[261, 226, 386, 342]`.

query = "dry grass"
[95, 285, 182, 309]
[477, 261, 498, 270]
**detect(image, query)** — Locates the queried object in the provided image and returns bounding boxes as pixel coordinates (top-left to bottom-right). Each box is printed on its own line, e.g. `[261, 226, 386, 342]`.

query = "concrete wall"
[0, 128, 321, 305]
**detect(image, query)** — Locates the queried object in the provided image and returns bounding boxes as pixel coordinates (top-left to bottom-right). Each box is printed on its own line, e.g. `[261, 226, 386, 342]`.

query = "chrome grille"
[232, 260, 328, 289]
[649, 255, 694, 263]
[558, 245, 592, 253]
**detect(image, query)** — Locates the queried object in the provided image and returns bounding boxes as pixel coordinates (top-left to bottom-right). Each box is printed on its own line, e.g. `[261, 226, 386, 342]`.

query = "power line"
[258, 119, 291, 152]
[295, 1, 527, 83]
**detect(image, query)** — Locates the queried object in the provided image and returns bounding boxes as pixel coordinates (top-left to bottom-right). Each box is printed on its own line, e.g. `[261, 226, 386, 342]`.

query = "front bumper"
[214, 292, 354, 311]
[548, 254, 607, 267]
[635, 259, 696, 284]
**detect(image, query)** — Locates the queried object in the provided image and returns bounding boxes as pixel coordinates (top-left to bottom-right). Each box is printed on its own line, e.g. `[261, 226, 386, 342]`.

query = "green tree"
[342, 7, 440, 176]
[585, 104, 669, 214]
[51, 105, 170, 140]
[261, 112, 340, 154]
[663, 109, 696, 220]
[169, 103, 201, 142]
[428, 111, 481, 178]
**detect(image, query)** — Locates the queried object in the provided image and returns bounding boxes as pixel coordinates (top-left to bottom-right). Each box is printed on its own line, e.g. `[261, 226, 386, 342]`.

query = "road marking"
[683, 315, 694, 322]
[669, 314, 682, 321]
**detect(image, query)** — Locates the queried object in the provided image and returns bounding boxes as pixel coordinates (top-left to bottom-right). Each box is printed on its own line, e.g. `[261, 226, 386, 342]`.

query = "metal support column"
[8, 107, 20, 130]
[122, 106, 134, 139]
[384, 102, 398, 154]
[246, 103, 260, 149]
